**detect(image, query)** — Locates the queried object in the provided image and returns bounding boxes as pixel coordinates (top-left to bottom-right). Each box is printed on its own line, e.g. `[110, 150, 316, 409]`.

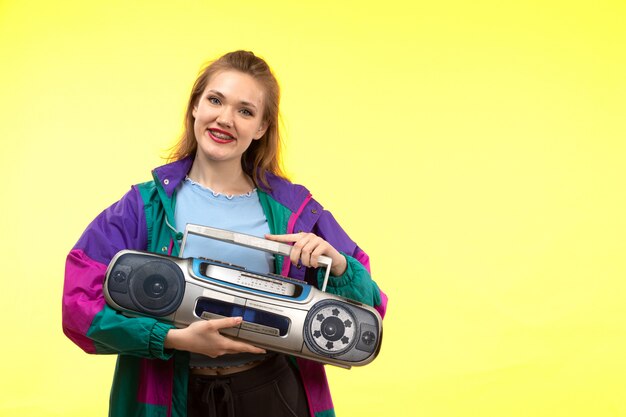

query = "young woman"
[63, 50, 387, 417]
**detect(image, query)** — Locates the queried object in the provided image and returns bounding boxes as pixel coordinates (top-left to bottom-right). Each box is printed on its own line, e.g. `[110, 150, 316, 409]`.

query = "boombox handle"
[180, 224, 333, 292]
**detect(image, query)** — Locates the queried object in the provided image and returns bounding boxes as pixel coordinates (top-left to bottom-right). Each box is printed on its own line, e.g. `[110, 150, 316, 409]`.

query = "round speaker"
[304, 300, 357, 357]
[128, 259, 185, 317]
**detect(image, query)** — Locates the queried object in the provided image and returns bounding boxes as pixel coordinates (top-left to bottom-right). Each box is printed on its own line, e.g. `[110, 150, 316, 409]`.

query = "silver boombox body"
[103, 225, 382, 368]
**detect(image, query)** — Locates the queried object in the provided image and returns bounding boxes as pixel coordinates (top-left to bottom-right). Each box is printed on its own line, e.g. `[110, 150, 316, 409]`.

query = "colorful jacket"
[63, 157, 388, 417]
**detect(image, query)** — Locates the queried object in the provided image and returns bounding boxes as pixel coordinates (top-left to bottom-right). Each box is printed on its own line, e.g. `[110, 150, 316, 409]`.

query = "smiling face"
[192, 70, 268, 166]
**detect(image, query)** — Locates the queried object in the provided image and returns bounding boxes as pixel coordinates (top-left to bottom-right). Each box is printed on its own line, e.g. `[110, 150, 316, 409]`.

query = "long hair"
[168, 50, 286, 188]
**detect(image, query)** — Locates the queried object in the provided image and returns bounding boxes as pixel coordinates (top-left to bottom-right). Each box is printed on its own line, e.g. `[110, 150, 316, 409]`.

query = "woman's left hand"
[265, 232, 347, 276]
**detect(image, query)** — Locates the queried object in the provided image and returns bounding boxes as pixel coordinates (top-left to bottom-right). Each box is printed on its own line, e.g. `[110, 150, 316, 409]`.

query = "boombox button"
[362, 331, 376, 345]
[108, 265, 132, 294]
[113, 271, 127, 283]
[355, 323, 378, 353]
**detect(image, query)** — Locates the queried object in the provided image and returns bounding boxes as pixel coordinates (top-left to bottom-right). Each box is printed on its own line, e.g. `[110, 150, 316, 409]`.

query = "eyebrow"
[208, 89, 258, 110]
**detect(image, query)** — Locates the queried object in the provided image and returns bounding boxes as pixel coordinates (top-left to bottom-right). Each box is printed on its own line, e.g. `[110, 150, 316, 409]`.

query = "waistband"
[190, 357, 268, 376]
[188, 354, 292, 392]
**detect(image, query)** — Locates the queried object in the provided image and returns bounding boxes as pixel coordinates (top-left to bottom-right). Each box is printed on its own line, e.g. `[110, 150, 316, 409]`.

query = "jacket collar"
[152, 156, 194, 198]
[151, 156, 313, 213]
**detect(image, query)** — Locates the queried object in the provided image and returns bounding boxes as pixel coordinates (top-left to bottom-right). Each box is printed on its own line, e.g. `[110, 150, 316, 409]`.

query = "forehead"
[204, 70, 265, 106]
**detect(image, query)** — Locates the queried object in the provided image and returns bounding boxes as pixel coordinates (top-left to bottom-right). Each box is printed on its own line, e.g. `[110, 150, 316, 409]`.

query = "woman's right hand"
[164, 317, 266, 357]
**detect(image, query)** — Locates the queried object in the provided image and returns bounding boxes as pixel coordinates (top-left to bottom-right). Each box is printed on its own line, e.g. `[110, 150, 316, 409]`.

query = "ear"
[192, 106, 198, 118]
[253, 121, 269, 140]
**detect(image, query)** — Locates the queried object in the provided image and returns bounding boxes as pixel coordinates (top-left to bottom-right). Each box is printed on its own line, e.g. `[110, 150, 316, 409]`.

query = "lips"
[207, 128, 235, 144]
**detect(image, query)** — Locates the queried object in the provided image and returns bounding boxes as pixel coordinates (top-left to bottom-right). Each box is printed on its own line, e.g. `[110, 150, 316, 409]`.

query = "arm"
[164, 317, 265, 357]
[267, 210, 388, 315]
[62, 187, 174, 359]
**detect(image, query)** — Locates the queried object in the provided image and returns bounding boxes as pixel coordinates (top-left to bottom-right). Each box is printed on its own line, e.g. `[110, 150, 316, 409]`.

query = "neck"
[188, 154, 255, 195]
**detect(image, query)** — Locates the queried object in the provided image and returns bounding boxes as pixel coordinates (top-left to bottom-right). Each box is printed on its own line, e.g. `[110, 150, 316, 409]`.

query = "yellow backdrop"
[1, 0, 625, 416]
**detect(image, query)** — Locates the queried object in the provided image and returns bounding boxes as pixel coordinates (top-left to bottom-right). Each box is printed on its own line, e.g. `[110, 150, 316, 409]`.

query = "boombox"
[103, 225, 382, 368]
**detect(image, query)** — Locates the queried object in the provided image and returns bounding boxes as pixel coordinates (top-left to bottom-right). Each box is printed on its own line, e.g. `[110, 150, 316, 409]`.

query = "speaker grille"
[304, 300, 357, 357]
[128, 259, 185, 316]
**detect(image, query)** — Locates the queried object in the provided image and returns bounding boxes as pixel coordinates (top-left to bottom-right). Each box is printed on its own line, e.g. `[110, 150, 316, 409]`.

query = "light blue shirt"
[174, 177, 274, 368]
[175, 177, 274, 274]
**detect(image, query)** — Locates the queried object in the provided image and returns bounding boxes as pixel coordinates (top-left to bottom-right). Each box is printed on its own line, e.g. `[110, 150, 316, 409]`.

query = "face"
[192, 70, 268, 166]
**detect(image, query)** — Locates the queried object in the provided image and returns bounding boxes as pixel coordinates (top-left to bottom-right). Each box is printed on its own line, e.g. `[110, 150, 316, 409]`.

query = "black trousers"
[187, 355, 310, 417]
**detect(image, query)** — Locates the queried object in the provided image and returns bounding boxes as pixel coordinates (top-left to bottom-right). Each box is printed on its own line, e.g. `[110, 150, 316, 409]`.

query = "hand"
[164, 317, 266, 358]
[265, 232, 347, 276]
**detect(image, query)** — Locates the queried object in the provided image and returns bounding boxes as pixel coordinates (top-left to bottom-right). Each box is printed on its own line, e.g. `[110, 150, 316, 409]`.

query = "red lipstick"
[207, 128, 235, 144]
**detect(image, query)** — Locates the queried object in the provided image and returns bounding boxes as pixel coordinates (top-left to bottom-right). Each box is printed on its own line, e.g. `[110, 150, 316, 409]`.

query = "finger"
[264, 233, 302, 243]
[289, 242, 303, 266]
[299, 239, 317, 267]
[310, 244, 329, 268]
[209, 316, 243, 330]
[222, 338, 267, 355]
[301, 236, 326, 268]
[294, 234, 318, 266]
[267, 233, 322, 267]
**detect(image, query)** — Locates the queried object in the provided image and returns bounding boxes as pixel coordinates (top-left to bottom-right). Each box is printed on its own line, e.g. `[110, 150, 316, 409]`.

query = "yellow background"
[1, 0, 625, 416]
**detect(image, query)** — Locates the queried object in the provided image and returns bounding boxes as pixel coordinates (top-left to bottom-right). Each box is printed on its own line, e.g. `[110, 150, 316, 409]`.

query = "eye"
[239, 108, 254, 117]
[207, 96, 221, 105]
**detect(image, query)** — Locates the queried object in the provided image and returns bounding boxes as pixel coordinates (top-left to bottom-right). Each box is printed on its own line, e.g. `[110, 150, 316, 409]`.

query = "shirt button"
[161, 246, 167, 252]
[311, 209, 318, 214]
[163, 179, 170, 185]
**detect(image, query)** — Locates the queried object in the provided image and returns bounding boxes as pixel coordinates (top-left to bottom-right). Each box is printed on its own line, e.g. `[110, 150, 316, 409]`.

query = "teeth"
[210, 130, 233, 140]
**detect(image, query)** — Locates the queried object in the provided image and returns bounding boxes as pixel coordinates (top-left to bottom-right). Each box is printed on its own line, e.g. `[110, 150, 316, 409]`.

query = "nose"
[217, 108, 233, 128]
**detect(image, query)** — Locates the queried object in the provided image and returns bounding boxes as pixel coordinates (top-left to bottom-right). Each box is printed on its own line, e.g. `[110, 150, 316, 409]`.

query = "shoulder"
[260, 172, 320, 213]
[134, 180, 158, 202]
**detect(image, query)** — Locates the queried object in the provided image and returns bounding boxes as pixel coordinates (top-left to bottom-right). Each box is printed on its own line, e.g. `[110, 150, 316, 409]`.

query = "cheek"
[193, 108, 210, 128]
[193, 118, 205, 140]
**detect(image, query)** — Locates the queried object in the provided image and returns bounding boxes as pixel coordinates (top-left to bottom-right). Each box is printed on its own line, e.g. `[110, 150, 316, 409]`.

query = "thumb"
[209, 316, 243, 330]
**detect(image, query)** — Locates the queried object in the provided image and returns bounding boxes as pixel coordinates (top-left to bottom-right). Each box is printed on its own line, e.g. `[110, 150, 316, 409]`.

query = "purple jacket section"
[63, 188, 148, 353]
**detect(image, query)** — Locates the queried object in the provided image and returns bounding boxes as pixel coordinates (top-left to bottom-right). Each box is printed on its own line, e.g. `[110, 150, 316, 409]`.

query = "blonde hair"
[169, 50, 286, 188]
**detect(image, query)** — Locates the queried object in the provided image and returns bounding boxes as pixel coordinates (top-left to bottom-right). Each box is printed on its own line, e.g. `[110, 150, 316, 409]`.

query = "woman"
[63, 50, 387, 417]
